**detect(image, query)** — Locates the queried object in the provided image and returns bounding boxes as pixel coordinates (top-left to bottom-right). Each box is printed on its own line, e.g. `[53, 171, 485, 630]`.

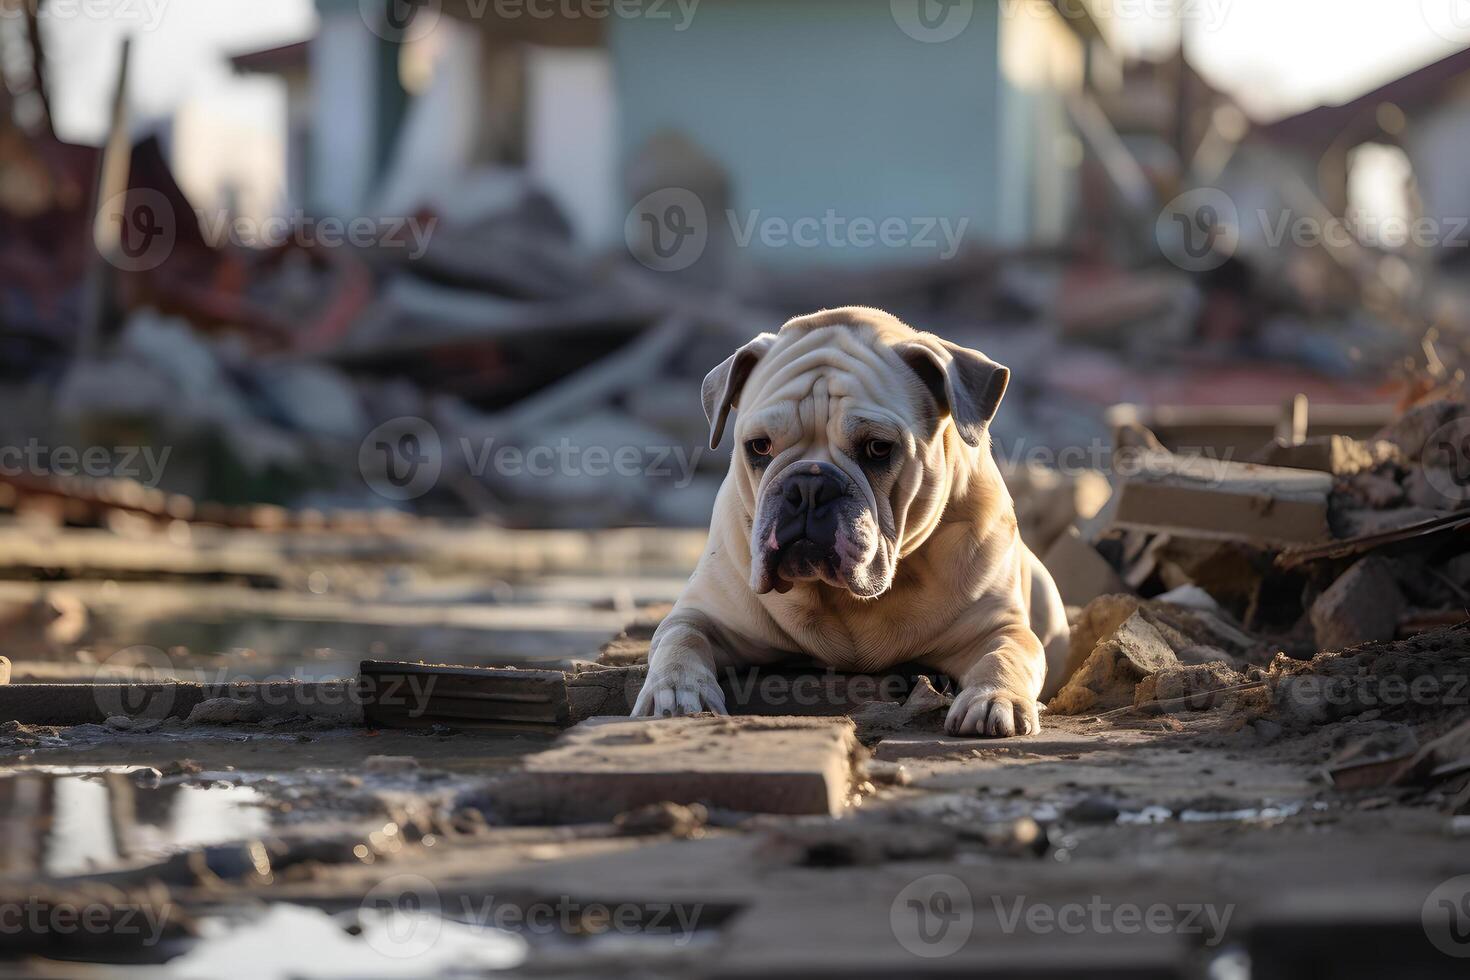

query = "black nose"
[776, 463, 846, 548]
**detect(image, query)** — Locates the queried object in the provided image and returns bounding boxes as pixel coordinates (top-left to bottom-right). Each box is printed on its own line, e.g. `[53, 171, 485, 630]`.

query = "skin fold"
[631, 307, 1069, 737]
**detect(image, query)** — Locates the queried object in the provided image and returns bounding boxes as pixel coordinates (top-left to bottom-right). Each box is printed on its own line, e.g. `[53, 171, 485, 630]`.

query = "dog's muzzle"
[755, 460, 852, 594]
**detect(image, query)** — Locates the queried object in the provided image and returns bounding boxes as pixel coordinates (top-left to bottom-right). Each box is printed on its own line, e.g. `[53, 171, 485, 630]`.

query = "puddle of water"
[1177, 802, 1304, 823]
[0, 770, 270, 875]
[1118, 801, 1310, 826]
[169, 904, 525, 980]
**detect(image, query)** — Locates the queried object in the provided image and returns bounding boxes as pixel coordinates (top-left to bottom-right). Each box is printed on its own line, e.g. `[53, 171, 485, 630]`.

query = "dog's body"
[632, 308, 1068, 737]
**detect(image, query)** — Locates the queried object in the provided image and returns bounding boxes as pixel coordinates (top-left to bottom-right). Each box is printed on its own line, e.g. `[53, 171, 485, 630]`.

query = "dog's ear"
[703, 332, 778, 450]
[897, 337, 1010, 448]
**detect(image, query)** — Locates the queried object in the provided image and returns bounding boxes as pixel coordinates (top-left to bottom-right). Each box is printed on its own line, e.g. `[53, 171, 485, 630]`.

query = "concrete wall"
[998, 3, 1085, 244]
[1407, 95, 1470, 253]
[526, 47, 619, 247]
[610, 0, 1011, 267]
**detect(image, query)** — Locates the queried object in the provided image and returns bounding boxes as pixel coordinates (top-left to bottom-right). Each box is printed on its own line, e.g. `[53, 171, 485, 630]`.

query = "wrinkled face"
[730, 328, 950, 600]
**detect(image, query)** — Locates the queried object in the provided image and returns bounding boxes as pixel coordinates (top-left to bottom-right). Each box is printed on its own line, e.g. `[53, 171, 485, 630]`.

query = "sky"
[34, 0, 1470, 211]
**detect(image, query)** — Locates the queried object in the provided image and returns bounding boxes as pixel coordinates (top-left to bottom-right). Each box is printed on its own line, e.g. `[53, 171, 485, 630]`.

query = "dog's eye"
[864, 440, 894, 461]
[746, 437, 773, 458]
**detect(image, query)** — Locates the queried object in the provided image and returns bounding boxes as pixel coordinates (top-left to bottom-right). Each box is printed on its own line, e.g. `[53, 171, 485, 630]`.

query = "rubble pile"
[1033, 390, 1469, 809]
[0, 102, 1426, 532]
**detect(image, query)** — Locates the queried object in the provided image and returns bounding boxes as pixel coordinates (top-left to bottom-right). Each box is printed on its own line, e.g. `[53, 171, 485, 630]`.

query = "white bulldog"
[632, 307, 1069, 737]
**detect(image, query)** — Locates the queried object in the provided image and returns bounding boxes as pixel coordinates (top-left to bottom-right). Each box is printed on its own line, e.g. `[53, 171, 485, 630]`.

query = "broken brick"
[1309, 556, 1406, 651]
[1049, 611, 1180, 715]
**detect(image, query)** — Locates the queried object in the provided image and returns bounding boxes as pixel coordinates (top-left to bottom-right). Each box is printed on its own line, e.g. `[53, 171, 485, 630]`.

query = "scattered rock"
[1269, 624, 1470, 729]
[1309, 557, 1406, 651]
[363, 755, 420, 774]
[1049, 611, 1180, 715]
[1152, 584, 1219, 612]
[1065, 795, 1122, 823]
[614, 801, 708, 838]
[1259, 435, 1394, 475]
[1373, 399, 1465, 460]
[185, 698, 269, 726]
[1338, 470, 1405, 510]
[862, 760, 911, 786]
[1134, 662, 1252, 713]
[849, 675, 951, 738]
[759, 818, 956, 867]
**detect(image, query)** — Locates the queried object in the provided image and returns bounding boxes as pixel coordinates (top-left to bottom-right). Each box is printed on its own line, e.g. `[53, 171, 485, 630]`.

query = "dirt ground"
[0, 523, 1466, 978]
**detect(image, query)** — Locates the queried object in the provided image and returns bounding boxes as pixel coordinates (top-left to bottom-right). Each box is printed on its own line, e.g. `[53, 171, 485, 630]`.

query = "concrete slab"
[497, 715, 860, 822]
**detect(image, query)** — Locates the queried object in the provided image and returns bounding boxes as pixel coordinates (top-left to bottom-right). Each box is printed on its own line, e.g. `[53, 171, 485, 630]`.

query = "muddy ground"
[0, 523, 1466, 978]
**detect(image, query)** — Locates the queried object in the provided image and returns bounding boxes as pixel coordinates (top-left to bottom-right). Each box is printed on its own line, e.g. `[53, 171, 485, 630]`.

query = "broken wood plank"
[359, 661, 570, 734]
[1110, 451, 1333, 546]
[1276, 511, 1470, 570]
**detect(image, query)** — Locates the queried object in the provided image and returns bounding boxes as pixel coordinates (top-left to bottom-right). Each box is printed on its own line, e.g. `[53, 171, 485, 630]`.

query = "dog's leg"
[631, 608, 730, 717]
[925, 625, 1046, 738]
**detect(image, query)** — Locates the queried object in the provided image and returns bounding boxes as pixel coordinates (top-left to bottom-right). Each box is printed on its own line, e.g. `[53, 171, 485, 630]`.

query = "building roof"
[229, 41, 310, 76]
[1260, 45, 1470, 148]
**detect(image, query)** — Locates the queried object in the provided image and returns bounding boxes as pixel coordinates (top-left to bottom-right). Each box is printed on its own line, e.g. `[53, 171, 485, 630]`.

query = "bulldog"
[631, 307, 1069, 737]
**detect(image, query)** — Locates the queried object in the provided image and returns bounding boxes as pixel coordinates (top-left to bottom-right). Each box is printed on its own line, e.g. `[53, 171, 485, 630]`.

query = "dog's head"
[704, 307, 1009, 600]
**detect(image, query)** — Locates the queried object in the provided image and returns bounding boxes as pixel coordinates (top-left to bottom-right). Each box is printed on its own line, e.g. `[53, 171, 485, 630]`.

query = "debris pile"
[0, 94, 1426, 533]
[1031, 389, 1469, 810]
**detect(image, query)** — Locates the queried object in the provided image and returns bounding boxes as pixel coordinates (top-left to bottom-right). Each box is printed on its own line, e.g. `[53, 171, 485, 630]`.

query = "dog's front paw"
[631, 660, 727, 718]
[945, 685, 1039, 738]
